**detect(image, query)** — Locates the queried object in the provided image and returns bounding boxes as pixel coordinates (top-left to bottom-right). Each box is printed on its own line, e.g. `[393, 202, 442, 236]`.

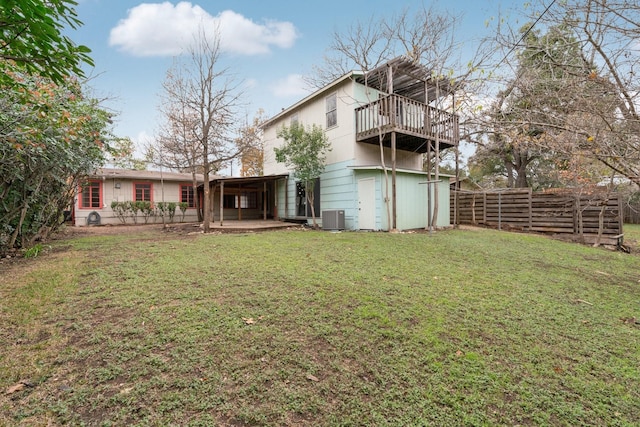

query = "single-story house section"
[74, 168, 203, 226]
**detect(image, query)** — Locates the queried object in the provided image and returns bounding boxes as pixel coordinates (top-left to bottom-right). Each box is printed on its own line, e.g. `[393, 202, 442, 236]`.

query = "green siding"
[394, 173, 450, 230]
[320, 160, 357, 229]
[274, 163, 450, 231]
[354, 170, 450, 231]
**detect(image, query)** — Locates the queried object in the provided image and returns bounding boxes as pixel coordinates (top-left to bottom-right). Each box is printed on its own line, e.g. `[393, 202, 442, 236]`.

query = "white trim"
[348, 165, 455, 178]
[261, 71, 362, 129]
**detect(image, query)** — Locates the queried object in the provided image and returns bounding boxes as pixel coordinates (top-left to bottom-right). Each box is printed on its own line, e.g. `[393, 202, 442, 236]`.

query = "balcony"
[354, 93, 459, 154]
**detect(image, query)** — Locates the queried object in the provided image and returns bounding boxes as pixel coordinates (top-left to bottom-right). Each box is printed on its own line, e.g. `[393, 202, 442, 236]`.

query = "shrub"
[138, 201, 153, 224]
[167, 202, 177, 223]
[129, 201, 140, 224]
[178, 202, 188, 222]
[111, 201, 129, 224]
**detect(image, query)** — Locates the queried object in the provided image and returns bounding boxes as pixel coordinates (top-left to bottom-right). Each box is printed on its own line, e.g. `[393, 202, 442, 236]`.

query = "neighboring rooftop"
[91, 168, 207, 183]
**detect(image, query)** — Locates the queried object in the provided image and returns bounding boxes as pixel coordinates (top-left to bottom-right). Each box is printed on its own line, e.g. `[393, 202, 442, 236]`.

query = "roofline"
[209, 173, 289, 183]
[91, 167, 206, 183]
[348, 165, 455, 178]
[261, 71, 362, 129]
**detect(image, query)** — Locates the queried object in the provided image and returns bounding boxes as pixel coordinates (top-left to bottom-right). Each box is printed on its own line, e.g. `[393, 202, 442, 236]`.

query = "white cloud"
[270, 74, 311, 98]
[109, 2, 298, 57]
[243, 78, 258, 90]
[130, 130, 153, 158]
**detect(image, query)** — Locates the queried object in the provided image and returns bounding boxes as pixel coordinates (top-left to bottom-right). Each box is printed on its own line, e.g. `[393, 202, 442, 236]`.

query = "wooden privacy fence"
[623, 202, 640, 224]
[450, 189, 624, 245]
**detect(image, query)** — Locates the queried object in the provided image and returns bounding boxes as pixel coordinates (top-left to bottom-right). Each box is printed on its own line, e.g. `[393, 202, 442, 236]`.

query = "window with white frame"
[326, 93, 337, 128]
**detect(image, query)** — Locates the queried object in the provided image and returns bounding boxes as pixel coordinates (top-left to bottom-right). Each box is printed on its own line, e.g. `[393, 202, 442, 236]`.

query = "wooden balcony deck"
[355, 94, 459, 153]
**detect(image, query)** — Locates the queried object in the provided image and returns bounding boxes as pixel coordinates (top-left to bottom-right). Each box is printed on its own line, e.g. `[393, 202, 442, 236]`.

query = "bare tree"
[150, 62, 205, 220]
[559, 0, 640, 189]
[475, 0, 640, 190]
[305, 16, 392, 90]
[155, 27, 246, 232]
[389, 5, 462, 228]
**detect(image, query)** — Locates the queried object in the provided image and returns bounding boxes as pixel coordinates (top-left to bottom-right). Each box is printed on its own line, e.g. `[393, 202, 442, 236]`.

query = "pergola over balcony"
[354, 57, 460, 153]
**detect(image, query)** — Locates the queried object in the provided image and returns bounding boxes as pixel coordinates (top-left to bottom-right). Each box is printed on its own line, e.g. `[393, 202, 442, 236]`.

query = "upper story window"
[180, 184, 195, 208]
[326, 93, 337, 128]
[134, 182, 152, 202]
[290, 112, 299, 126]
[78, 180, 102, 209]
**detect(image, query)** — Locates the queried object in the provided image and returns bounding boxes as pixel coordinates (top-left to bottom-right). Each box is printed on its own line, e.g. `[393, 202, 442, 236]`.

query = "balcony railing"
[355, 94, 459, 149]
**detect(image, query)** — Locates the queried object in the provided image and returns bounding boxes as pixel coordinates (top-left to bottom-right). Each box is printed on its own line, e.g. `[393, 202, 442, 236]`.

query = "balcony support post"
[387, 64, 397, 231]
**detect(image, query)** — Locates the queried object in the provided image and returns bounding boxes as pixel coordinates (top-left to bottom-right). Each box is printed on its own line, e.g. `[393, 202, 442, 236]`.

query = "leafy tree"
[110, 137, 146, 170]
[274, 123, 331, 229]
[0, 63, 114, 251]
[237, 110, 266, 177]
[0, 0, 93, 84]
[469, 24, 595, 189]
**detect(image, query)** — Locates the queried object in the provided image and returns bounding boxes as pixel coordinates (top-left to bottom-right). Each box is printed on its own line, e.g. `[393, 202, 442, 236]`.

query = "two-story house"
[261, 56, 459, 231]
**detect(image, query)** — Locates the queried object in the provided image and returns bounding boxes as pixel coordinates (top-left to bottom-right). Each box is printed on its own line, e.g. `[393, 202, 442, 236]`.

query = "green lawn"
[1, 226, 639, 426]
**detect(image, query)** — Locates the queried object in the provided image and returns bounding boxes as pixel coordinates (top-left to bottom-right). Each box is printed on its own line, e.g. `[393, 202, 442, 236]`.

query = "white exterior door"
[358, 178, 376, 230]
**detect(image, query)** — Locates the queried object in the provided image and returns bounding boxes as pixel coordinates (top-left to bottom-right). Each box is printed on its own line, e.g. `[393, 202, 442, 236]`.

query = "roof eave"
[261, 71, 362, 129]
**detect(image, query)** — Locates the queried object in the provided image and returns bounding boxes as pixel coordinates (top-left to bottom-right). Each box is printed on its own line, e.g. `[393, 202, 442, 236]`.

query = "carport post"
[263, 181, 267, 220]
[219, 181, 224, 226]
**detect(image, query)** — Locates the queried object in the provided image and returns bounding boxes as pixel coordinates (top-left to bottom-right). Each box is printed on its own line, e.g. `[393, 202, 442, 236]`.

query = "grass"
[1, 225, 639, 426]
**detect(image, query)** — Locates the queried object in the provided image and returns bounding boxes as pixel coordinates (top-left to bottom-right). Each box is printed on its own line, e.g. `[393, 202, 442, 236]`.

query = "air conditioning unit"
[322, 210, 345, 231]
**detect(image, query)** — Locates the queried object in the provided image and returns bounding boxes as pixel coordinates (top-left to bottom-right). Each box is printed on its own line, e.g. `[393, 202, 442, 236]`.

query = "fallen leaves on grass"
[6, 380, 32, 395]
[306, 374, 319, 382]
[242, 316, 263, 325]
[6, 383, 26, 395]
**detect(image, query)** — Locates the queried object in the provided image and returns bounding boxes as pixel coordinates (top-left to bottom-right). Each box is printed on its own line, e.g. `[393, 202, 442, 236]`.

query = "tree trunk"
[379, 136, 391, 231]
[8, 202, 28, 249]
[192, 174, 202, 222]
[307, 185, 318, 229]
[426, 142, 432, 231]
[513, 149, 531, 188]
[202, 163, 211, 232]
[504, 159, 515, 188]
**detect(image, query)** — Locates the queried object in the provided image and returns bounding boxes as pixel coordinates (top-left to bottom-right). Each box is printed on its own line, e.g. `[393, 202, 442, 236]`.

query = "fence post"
[483, 192, 487, 224]
[498, 192, 502, 231]
[574, 194, 582, 239]
[617, 194, 624, 235]
[471, 193, 476, 224]
[528, 188, 533, 231]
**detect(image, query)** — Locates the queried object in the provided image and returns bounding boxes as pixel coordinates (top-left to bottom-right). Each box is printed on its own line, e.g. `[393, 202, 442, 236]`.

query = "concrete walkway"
[208, 219, 301, 232]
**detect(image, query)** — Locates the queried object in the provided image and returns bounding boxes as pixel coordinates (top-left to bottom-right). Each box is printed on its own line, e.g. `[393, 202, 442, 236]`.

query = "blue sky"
[69, 0, 527, 167]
